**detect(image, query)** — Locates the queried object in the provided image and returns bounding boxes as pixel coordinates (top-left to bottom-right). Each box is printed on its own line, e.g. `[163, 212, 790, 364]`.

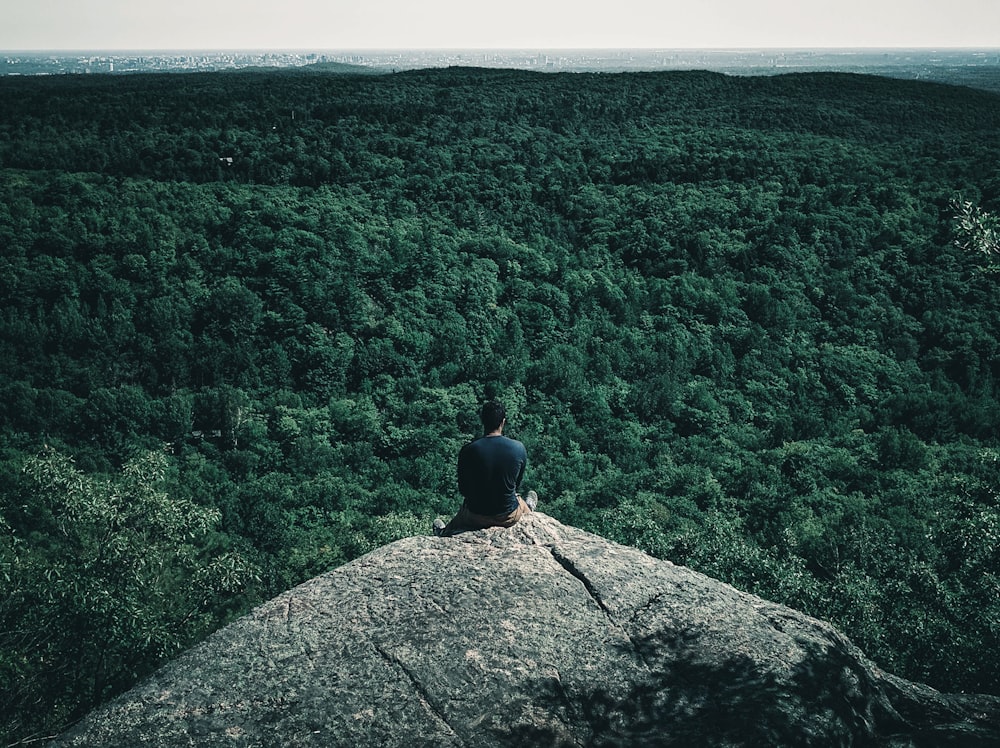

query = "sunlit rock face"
[52, 512, 999, 747]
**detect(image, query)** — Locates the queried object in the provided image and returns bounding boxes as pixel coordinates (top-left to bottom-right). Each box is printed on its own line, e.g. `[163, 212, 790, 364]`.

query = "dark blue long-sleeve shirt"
[457, 435, 527, 516]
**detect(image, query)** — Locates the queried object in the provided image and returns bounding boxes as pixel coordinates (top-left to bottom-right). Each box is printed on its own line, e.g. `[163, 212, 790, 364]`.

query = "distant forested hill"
[1, 68, 998, 744]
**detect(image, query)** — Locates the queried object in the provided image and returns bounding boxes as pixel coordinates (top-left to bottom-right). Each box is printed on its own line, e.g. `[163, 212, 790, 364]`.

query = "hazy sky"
[3, 0, 999, 51]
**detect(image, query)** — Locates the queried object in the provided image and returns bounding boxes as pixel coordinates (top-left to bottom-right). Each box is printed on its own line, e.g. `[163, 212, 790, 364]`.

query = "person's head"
[480, 400, 506, 434]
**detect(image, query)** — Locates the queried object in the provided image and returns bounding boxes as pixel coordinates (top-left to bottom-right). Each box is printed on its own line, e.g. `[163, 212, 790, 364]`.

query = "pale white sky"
[2, 0, 998, 51]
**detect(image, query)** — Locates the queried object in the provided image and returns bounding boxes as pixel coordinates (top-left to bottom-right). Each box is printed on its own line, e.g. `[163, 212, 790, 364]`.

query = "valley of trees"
[1, 66, 999, 744]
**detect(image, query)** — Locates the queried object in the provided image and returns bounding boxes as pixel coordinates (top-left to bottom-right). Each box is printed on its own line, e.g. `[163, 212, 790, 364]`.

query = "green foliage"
[0, 449, 258, 742]
[1, 66, 1000, 742]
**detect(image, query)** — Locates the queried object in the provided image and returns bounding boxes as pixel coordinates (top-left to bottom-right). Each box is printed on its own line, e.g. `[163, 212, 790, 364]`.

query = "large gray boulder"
[52, 512, 998, 747]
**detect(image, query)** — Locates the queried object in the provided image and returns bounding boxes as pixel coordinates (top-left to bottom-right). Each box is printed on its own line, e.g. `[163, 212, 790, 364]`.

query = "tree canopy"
[1, 66, 999, 743]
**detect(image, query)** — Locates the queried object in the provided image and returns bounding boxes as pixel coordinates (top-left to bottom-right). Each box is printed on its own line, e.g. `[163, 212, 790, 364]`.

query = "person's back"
[458, 433, 526, 516]
[434, 400, 537, 536]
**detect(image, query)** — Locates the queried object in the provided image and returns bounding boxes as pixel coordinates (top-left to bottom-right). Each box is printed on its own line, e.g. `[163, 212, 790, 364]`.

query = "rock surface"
[52, 512, 999, 747]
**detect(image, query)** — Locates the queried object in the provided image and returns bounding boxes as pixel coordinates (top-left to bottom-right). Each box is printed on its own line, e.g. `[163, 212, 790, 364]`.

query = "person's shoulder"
[503, 435, 527, 451]
[460, 437, 486, 454]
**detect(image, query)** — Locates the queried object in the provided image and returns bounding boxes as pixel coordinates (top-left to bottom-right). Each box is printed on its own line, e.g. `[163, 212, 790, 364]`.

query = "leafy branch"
[952, 197, 1000, 267]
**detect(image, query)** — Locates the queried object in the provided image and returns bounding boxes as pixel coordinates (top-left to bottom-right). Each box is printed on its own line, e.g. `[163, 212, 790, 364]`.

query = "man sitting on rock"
[434, 400, 537, 536]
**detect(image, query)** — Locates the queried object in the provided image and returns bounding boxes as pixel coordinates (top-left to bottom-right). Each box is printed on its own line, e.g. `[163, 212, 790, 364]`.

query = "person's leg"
[436, 494, 538, 536]
[494, 495, 532, 528]
[439, 503, 475, 536]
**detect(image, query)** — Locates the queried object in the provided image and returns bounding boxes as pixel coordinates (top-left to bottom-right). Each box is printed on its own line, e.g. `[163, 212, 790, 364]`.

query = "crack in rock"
[549, 547, 612, 615]
[549, 547, 652, 671]
[371, 641, 463, 744]
[548, 667, 594, 748]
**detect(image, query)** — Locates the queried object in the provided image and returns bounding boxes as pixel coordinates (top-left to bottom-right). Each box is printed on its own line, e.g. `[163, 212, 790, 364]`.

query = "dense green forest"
[1, 66, 999, 744]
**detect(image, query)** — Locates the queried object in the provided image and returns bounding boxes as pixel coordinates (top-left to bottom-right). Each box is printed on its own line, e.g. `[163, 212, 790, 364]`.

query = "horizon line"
[5, 45, 1000, 54]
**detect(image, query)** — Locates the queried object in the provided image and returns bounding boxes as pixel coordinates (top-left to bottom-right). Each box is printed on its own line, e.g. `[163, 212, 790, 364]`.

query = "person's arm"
[457, 443, 472, 499]
[515, 443, 527, 490]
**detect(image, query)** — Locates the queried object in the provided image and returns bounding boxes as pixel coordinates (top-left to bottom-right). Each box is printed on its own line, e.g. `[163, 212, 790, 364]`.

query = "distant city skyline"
[2, 0, 999, 52]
